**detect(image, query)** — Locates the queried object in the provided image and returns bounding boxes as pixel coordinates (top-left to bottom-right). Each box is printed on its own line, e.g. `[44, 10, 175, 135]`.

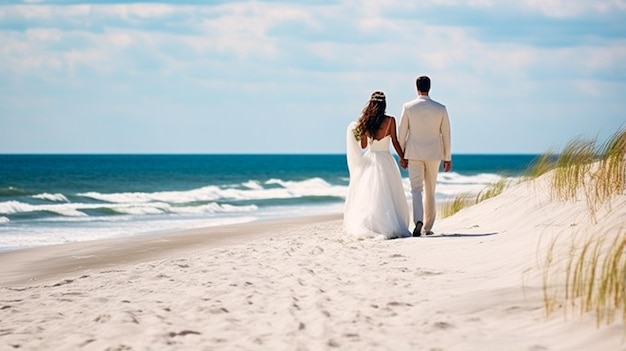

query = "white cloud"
[1, 3, 179, 20]
[102, 3, 178, 19]
[1, 1, 622, 81]
[0, 0, 624, 153]
[523, 0, 626, 17]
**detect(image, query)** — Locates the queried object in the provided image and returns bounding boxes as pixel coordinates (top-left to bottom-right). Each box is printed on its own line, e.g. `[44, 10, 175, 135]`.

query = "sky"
[0, 0, 625, 154]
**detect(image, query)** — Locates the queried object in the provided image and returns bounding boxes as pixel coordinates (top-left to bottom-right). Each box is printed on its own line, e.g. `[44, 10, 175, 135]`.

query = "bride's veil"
[345, 121, 364, 176]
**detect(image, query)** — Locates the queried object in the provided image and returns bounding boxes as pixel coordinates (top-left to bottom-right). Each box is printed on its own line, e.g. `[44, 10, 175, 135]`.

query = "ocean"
[0, 154, 539, 252]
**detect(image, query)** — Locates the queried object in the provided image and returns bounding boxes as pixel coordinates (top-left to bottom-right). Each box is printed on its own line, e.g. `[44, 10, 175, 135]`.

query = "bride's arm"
[389, 117, 405, 159]
[360, 130, 368, 149]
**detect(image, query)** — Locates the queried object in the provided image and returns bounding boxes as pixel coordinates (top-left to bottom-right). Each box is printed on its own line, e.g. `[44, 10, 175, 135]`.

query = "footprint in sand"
[209, 307, 229, 314]
[167, 330, 201, 337]
[50, 279, 74, 287]
[433, 321, 454, 330]
[387, 301, 413, 307]
[94, 314, 112, 323]
[104, 345, 133, 351]
[309, 246, 324, 255]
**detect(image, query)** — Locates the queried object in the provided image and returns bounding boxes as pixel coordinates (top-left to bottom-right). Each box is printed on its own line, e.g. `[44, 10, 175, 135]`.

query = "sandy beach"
[1, 174, 625, 350]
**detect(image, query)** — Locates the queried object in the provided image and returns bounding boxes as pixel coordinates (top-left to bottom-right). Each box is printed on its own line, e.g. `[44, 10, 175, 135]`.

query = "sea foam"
[32, 193, 69, 202]
[78, 177, 346, 204]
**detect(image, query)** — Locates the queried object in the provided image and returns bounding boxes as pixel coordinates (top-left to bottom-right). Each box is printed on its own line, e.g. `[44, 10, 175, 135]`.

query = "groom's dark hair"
[416, 76, 431, 93]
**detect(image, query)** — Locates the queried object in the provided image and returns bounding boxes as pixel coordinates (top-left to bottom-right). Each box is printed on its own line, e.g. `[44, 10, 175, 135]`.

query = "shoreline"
[0, 213, 342, 287]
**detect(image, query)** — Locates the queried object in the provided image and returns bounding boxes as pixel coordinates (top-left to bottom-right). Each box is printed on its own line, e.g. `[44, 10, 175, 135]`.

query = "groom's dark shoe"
[413, 221, 423, 237]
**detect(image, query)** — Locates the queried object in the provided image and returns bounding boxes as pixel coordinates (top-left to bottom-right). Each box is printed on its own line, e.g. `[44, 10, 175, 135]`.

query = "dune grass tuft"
[591, 129, 626, 214]
[476, 178, 509, 203]
[541, 236, 560, 316]
[525, 151, 557, 180]
[543, 230, 626, 327]
[441, 192, 474, 218]
[540, 128, 625, 221]
[551, 137, 597, 202]
[440, 178, 510, 218]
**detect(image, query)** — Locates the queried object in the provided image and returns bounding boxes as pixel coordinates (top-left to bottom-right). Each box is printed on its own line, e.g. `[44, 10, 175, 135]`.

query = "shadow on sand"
[422, 232, 499, 238]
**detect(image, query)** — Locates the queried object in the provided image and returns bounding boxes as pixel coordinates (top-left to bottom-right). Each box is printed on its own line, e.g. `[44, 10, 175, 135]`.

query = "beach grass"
[524, 151, 557, 180]
[592, 129, 626, 215]
[476, 178, 509, 203]
[551, 138, 597, 203]
[541, 235, 560, 316]
[441, 178, 510, 218]
[548, 128, 625, 220]
[544, 230, 626, 327]
[441, 192, 474, 218]
[539, 128, 626, 325]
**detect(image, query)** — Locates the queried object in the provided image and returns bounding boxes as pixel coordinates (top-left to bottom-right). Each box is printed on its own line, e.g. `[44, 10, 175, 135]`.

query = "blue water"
[0, 154, 539, 251]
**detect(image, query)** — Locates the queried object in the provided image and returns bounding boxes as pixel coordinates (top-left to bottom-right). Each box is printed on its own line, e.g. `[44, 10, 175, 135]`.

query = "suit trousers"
[408, 159, 441, 233]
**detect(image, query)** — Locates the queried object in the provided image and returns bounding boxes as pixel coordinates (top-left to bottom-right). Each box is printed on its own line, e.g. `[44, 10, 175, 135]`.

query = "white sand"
[1, 176, 625, 350]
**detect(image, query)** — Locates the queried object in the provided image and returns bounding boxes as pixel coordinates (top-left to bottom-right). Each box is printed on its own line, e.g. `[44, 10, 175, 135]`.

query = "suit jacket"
[398, 95, 451, 161]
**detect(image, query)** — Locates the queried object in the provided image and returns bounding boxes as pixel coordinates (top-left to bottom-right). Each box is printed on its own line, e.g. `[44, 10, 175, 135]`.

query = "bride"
[344, 91, 411, 239]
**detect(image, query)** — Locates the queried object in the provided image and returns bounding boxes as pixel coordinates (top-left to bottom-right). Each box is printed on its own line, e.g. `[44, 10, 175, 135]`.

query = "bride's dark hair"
[357, 91, 387, 139]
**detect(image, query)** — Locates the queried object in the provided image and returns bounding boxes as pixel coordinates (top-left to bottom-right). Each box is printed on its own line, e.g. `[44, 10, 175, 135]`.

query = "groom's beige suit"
[398, 95, 451, 234]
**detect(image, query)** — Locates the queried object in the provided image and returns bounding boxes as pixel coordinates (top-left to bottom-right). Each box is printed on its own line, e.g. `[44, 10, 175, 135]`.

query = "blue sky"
[1, 0, 624, 154]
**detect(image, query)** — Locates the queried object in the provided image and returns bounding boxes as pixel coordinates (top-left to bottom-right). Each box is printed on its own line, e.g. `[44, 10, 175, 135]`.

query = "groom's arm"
[440, 107, 451, 161]
[440, 107, 452, 172]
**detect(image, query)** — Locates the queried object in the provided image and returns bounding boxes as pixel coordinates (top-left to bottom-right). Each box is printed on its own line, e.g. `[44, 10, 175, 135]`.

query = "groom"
[398, 76, 452, 237]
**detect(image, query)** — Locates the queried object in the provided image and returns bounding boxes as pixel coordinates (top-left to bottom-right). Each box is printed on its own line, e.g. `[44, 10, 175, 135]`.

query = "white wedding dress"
[344, 122, 411, 239]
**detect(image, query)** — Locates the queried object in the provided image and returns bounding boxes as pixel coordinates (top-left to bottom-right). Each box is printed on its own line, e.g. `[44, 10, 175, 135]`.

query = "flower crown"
[370, 91, 386, 102]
